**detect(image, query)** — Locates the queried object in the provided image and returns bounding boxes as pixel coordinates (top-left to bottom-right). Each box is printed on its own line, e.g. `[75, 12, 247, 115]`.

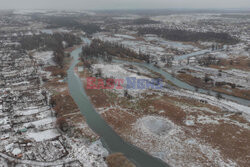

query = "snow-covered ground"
[32, 51, 55, 66]
[91, 63, 157, 97]
[132, 115, 237, 167]
[92, 63, 151, 80]
[27, 129, 61, 142]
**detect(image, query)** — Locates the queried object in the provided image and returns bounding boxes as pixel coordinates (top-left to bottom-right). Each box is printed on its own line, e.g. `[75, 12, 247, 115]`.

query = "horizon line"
[0, 7, 250, 11]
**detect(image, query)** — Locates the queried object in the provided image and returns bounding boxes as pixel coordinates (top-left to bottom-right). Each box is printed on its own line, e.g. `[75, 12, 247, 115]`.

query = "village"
[0, 12, 109, 166]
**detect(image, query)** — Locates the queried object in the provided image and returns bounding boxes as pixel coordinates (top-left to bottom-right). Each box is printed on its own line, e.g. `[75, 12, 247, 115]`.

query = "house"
[12, 148, 22, 157]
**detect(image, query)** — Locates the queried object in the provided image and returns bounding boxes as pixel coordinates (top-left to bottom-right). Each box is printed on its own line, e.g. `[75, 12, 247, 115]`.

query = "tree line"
[44, 16, 101, 34]
[81, 39, 150, 63]
[19, 33, 81, 51]
[133, 18, 160, 25]
[137, 27, 239, 44]
[19, 33, 81, 68]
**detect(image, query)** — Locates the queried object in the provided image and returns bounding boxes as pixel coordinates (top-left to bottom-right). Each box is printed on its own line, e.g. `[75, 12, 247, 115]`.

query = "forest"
[133, 18, 160, 25]
[137, 27, 239, 44]
[45, 16, 101, 34]
[19, 33, 81, 51]
[81, 39, 150, 63]
[19, 33, 81, 68]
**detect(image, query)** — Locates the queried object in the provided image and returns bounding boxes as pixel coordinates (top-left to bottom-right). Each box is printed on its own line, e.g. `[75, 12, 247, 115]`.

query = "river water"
[67, 47, 169, 167]
[174, 49, 210, 61]
[114, 59, 249, 106]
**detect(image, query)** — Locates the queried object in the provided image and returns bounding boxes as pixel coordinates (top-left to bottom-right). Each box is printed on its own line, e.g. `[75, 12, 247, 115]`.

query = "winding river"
[113, 60, 250, 106]
[67, 47, 170, 167]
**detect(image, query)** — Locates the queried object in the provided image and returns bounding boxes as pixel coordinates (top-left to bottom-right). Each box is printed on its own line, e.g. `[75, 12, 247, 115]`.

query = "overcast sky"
[0, 0, 249, 10]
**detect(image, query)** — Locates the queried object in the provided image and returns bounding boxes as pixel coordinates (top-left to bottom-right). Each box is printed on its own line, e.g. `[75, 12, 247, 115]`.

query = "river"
[67, 47, 170, 167]
[114, 59, 249, 106]
[67, 38, 248, 167]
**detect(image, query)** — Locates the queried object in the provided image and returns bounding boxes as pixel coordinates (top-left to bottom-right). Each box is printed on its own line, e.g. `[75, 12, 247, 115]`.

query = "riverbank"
[69, 46, 169, 167]
[44, 55, 99, 140]
[45, 45, 140, 167]
[41, 46, 109, 166]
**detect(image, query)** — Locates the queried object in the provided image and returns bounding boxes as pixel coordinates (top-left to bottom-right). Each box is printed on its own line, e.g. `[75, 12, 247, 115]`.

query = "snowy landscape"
[0, 8, 250, 167]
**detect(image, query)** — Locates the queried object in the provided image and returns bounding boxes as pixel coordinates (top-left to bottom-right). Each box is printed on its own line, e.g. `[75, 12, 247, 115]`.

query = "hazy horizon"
[0, 0, 250, 10]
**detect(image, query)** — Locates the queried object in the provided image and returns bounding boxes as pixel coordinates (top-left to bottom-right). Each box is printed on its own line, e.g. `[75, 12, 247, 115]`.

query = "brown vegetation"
[198, 123, 250, 167]
[106, 153, 136, 167]
[209, 57, 250, 71]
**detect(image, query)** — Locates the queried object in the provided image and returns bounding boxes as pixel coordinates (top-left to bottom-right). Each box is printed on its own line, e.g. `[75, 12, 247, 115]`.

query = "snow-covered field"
[91, 63, 158, 97]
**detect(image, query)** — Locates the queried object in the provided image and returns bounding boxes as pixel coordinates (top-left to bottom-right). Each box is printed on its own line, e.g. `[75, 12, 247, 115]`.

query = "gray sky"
[0, 0, 249, 10]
